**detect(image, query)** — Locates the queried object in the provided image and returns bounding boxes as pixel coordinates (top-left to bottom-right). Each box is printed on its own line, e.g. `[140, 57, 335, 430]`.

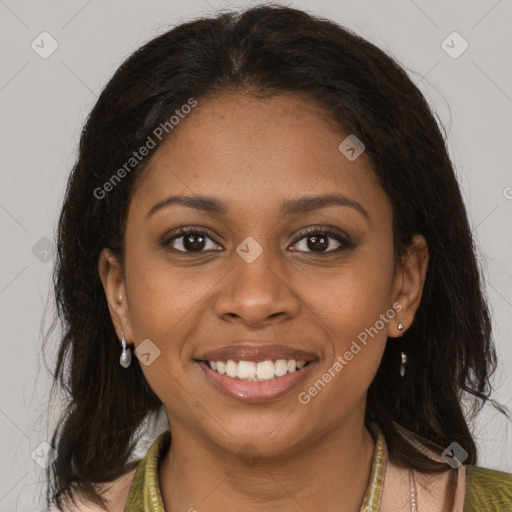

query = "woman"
[45, 4, 512, 511]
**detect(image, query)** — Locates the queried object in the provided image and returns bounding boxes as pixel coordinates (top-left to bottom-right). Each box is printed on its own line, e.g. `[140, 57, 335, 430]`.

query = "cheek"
[125, 251, 216, 338]
[123, 249, 225, 407]
[302, 245, 395, 405]
[309, 249, 395, 346]
[123, 256, 202, 411]
[297, 264, 392, 422]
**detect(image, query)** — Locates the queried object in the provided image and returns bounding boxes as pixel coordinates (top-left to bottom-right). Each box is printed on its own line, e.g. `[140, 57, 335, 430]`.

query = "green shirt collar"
[123, 423, 387, 512]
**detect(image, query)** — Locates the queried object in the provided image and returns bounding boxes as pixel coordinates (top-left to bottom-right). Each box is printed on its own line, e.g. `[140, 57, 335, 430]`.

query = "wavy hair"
[45, 4, 508, 509]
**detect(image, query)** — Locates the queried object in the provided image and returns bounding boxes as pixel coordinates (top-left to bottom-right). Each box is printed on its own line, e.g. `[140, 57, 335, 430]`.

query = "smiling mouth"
[195, 357, 317, 402]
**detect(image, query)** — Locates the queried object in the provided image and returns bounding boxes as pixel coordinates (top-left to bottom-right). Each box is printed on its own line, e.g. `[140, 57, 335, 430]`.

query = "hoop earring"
[397, 323, 406, 377]
[119, 331, 132, 368]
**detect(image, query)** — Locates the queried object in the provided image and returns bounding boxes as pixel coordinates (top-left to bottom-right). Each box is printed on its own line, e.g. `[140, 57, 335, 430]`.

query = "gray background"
[1, 0, 511, 510]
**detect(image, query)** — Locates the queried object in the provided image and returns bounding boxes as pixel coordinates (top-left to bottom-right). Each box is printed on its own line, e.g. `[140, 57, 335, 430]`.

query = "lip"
[195, 343, 318, 363]
[197, 359, 317, 402]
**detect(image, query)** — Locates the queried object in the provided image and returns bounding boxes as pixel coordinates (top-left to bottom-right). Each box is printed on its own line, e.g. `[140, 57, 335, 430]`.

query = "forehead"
[130, 91, 390, 222]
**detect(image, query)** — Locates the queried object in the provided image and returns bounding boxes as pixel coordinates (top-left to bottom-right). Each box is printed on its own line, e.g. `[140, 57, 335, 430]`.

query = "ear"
[98, 248, 134, 343]
[389, 234, 429, 337]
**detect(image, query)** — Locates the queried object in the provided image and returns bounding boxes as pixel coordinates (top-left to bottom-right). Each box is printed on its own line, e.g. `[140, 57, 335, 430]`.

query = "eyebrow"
[146, 193, 369, 220]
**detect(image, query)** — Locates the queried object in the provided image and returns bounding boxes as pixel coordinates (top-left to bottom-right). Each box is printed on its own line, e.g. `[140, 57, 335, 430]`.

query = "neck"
[159, 414, 376, 512]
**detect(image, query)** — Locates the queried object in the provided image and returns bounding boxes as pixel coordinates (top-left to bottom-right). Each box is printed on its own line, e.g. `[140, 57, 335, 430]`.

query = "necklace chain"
[409, 468, 418, 512]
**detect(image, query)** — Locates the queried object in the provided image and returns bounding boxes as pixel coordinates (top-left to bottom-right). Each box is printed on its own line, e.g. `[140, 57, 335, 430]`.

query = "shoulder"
[51, 468, 138, 512]
[463, 465, 512, 512]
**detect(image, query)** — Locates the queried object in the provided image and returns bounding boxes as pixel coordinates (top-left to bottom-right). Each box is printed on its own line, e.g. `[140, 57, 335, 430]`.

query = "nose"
[212, 243, 301, 328]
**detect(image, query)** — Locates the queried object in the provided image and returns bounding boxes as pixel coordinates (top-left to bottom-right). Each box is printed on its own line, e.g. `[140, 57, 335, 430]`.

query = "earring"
[397, 323, 406, 377]
[119, 331, 132, 368]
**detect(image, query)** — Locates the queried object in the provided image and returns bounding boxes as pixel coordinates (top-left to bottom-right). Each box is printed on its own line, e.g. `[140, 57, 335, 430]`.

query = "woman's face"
[100, 91, 428, 457]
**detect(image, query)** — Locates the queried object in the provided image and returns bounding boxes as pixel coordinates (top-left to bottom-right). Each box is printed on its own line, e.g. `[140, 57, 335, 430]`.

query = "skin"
[99, 90, 430, 512]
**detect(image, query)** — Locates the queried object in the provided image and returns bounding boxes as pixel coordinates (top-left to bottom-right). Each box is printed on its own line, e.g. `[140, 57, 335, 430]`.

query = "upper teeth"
[209, 359, 307, 381]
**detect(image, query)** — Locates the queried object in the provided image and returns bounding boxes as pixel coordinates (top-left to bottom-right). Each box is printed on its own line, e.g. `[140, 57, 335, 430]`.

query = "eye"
[162, 227, 223, 253]
[289, 226, 352, 254]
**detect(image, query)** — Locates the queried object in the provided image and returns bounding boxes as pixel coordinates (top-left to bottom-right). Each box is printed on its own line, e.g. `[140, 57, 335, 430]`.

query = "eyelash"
[161, 225, 353, 255]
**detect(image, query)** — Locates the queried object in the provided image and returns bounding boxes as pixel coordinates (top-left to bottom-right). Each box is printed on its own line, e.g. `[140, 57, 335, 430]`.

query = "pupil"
[307, 235, 328, 252]
[184, 234, 205, 251]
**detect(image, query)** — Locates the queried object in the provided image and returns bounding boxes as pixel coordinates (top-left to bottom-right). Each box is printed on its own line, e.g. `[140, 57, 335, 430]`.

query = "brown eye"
[163, 228, 223, 253]
[289, 227, 352, 254]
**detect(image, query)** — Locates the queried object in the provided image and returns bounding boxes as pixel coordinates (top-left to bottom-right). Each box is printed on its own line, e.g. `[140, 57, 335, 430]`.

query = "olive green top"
[463, 465, 512, 512]
[123, 425, 512, 512]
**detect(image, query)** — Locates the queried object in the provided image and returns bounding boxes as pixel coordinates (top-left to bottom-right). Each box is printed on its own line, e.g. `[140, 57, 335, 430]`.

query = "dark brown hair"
[45, 4, 508, 509]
